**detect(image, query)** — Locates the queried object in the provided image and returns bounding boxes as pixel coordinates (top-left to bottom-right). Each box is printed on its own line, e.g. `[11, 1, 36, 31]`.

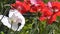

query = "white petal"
[0, 15, 3, 19]
[11, 23, 19, 31]
[9, 9, 25, 31]
[17, 16, 25, 31]
[0, 9, 25, 31]
[0, 15, 11, 28]
[9, 9, 15, 17]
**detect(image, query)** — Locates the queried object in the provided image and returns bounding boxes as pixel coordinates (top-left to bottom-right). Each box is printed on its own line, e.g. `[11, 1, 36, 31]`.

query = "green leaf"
[0, 31, 4, 34]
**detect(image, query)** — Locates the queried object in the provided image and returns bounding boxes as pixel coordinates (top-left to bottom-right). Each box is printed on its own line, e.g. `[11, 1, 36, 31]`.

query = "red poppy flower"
[52, 2, 60, 9]
[56, 11, 60, 16]
[41, 7, 52, 17]
[30, 5, 37, 13]
[37, 1, 46, 8]
[39, 16, 46, 21]
[23, 2, 30, 11]
[48, 14, 56, 24]
[11, 1, 27, 14]
[47, 10, 60, 24]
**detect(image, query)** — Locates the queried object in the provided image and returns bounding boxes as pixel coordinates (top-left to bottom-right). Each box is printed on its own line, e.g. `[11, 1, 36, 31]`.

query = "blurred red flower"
[11, 0, 60, 24]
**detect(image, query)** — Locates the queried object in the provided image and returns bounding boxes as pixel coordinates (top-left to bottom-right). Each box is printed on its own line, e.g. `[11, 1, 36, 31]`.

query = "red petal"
[48, 14, 56, 24]
[39, 16, 46, 21]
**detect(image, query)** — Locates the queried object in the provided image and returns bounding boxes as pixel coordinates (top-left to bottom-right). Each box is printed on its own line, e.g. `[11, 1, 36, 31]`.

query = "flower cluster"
[11, 0, 60, 24]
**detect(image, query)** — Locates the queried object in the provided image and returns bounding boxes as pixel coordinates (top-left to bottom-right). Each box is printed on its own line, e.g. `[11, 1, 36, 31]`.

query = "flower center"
[9, 14, 22, 24]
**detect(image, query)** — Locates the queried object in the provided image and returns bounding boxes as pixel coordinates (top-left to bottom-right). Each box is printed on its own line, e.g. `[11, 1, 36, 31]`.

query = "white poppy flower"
[0, 9, 25, 31]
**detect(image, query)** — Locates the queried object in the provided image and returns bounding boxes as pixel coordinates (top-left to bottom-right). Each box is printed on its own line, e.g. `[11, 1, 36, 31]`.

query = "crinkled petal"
[9, 9, 25, 31]
[0, 15, 11, 28]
